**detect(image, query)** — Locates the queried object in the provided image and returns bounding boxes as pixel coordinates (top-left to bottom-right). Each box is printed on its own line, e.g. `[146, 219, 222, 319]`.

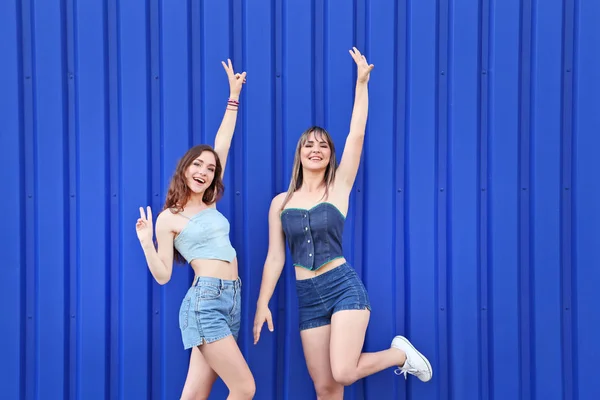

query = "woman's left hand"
[349, 47, 374, 84]
[221, 58, 247, 97]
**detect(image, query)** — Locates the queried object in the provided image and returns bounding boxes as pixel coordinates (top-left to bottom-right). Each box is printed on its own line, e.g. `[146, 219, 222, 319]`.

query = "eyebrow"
[305, 139, 327, 144]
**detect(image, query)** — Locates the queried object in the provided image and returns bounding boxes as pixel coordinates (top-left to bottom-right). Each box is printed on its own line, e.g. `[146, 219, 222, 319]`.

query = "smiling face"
[184, 151, 217, 194]
[279, 127, 338, 210]
[300, 131, 332, 172]
[162, 145, 224, 210]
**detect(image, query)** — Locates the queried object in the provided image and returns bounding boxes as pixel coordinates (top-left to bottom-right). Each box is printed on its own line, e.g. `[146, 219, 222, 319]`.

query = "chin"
[187, 185, 205, 194]
[303, 163, 327, 172]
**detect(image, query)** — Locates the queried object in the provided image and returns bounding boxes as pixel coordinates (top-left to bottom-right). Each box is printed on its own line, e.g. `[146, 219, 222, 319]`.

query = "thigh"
[181, 346, 218, 400]
[198, 335, 254, 391]
[329, 310, 370, 373]
[300, 325, 343, 397]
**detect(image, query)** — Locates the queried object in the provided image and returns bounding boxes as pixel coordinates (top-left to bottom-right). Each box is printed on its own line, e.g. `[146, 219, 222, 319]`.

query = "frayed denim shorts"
[179, 275, 241, 349]
[295, 262, 371, 331]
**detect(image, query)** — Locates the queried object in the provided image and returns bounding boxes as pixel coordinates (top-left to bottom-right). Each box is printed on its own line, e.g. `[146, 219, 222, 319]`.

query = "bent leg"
[329, 310, 406, 386]
[300, 325, 344, 400]
[180, 346, 218, 400]
[198, 336, 256, 400]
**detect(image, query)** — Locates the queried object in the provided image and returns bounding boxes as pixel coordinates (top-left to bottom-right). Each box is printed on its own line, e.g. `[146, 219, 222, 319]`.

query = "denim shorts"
[178, 276, 241, 349]
[295, 262, 371, 331]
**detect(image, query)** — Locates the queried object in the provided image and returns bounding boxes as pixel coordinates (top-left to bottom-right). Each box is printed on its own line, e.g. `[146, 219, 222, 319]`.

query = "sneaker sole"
[396, 336, 433, 382]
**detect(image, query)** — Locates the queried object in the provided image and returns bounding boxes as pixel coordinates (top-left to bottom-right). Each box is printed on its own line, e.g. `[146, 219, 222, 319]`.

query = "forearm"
[141, 242, 171, 285]
[256, 261, 284, 307]
[214, 93, 240, 151]
[348, 81, 369, 136]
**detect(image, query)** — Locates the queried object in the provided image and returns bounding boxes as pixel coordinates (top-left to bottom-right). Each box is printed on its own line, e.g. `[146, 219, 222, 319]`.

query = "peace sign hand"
[349, 47, 374, 83]
[136, 206, 154, 246]
[221, 58, 247, 97]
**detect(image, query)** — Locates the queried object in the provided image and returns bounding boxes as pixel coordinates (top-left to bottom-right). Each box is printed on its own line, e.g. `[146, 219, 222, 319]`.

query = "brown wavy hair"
[162, 144, 225, 263]
[281, 126, 338, 210]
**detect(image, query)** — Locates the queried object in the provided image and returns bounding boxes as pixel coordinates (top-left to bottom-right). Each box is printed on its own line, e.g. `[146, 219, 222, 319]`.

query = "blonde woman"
[253, 48, 432, 398]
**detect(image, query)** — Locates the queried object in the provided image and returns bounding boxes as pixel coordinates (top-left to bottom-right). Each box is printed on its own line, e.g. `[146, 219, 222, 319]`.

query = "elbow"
[155, 273, 172, 286]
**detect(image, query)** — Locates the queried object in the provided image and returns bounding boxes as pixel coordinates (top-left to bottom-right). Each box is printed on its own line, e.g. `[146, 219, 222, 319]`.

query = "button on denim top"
[173, 208, 237, 264]
[280, 202, 346, 271]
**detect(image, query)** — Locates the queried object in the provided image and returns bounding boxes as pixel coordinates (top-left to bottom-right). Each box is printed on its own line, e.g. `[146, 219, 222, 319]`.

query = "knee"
[332, 368, 357, 387]
[314, 381, 344, 399]
[233, 379, 256, 399]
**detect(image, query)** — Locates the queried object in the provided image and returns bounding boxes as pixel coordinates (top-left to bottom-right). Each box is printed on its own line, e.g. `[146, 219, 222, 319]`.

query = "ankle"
[391, 347, 407, 367]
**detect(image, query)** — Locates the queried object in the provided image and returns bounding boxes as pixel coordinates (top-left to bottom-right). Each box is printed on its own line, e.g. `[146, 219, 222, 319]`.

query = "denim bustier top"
[280, 202, 346, 271]
[174, 208, 237, 264]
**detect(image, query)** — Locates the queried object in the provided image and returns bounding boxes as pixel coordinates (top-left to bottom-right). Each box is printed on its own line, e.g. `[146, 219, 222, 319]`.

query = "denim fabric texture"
[179, 276, 241, 349]
[295, 262, 371, 330]
[280, 202, 345, 271]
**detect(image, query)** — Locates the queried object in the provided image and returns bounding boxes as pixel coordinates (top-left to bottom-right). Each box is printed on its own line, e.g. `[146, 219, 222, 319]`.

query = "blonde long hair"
[280, 126, 338, 210]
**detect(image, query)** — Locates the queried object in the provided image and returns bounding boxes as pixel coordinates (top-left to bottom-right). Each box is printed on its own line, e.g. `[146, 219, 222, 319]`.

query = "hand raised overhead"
[349, 47, 374, 83]
[221, 58, 247, 97]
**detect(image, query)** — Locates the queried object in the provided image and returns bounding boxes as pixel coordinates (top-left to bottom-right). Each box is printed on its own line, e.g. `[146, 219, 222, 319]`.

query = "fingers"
[139, 206, 146, 220]
[349, 47, 372, 67]
[267, 314, 274, 332]
[222, 59, 248, 84]
[147, 206, 152, 223]
[253, 320, 263, 344]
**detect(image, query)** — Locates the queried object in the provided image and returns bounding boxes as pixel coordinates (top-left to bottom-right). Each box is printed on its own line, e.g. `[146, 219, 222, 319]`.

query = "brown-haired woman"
[253, 48, 432, 398]
[135, 60, 255, 399]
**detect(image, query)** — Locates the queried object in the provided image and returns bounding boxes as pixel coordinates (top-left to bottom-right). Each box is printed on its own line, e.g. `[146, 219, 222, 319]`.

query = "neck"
[300, 169, 326, 192]
[185, 193, 206, 208]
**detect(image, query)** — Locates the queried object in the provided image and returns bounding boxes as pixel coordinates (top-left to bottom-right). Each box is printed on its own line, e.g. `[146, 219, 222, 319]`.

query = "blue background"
[1, 0, 598, 399]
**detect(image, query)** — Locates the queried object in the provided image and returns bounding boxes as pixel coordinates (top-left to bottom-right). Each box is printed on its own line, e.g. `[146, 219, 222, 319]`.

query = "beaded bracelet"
[227, 98, 239, 111]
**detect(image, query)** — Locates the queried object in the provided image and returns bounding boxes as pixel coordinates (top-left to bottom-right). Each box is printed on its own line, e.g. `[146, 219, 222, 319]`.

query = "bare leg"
[180, 346, 218, 400]
[300, 325, 345, 400]
[329, 310, 406, 386]
[198, 336, 256, 400]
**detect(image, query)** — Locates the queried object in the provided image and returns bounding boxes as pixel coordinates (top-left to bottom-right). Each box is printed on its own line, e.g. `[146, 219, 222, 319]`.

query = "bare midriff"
[295, 257, 347, 280]
[190, 258, 239, 281]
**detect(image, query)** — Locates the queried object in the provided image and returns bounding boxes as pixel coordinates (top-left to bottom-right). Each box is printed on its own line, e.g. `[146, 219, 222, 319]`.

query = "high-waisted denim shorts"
[295, 262, 371, 331]
[178, 276, 241, 349]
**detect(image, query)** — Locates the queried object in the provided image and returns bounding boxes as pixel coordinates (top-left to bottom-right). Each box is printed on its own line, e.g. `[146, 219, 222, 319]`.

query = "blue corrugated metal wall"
[1, 0, 598, 399]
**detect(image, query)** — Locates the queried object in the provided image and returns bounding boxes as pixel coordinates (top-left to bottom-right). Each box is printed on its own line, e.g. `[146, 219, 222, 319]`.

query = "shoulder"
[271, 192, 287, 209]
[156, 208, 178, 232]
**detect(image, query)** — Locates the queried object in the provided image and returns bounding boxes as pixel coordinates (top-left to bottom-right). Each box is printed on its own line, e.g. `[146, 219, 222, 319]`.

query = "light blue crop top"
[173, 207, 237, 264]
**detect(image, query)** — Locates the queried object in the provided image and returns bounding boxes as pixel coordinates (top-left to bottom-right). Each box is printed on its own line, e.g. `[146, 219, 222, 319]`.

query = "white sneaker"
[391, 336, 433, 382]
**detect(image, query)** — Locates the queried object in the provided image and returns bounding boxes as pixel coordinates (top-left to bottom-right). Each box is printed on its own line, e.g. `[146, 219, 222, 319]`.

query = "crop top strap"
[170, 207, 192, 220]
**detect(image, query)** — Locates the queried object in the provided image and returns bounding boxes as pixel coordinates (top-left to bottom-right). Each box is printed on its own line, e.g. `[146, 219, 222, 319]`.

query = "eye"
[193, 161, 200, 166]
[208, 168, 215, 172]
